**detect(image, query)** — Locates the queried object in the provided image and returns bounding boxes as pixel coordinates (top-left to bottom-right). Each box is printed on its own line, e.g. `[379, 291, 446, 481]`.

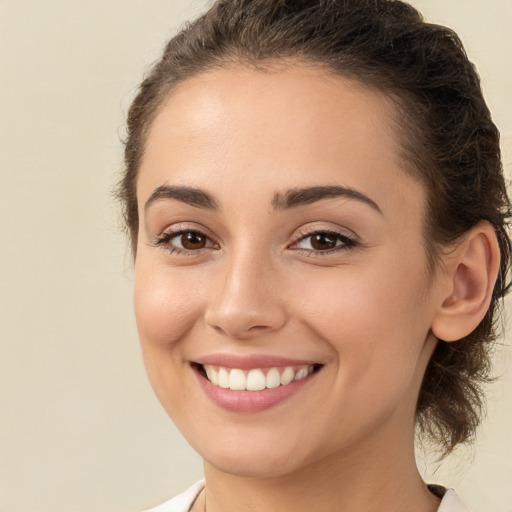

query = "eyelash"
[152, 228, 219, 256]
[152, 227, 358, 257]
[290, 228, 359, 255]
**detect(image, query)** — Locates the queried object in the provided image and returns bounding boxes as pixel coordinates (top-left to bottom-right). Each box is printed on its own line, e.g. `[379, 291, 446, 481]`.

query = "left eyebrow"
[144, 184, 219, 212]
[271, 185, 383, 215]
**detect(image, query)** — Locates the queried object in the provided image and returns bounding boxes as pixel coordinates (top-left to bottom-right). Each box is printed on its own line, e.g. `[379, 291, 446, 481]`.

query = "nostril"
[248, 325, 268, 332]
[205, 300, 287, 339]
[207, 319, 274, 339]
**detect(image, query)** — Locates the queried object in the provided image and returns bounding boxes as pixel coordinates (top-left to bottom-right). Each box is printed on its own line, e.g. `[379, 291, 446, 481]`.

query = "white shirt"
[143, 480, 471, 512]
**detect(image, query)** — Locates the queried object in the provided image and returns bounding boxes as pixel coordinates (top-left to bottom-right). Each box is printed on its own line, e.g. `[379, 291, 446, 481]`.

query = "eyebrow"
[144, 184, 219, 212]
[271, 185, 382, 214]
[144, 183, 382, 216]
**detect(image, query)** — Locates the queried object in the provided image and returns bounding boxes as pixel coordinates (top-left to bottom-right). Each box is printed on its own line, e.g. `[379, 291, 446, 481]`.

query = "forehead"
[138, 63, 424, 222]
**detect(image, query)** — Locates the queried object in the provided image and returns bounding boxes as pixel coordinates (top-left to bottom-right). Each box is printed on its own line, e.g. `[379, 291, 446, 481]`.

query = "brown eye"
[310, 233, 337, 250]
[179, 231, 207, 250]
[153, 227, 218, 254]
[293, 230, 356, 254]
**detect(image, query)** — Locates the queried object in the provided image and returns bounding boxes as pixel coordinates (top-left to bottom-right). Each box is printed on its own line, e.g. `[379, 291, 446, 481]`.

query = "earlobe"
[431, 222, 501, 342]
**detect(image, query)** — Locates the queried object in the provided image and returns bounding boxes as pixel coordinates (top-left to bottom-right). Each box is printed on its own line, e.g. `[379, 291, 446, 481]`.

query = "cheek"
[291, 255, 431, 391]
[293, 264, 421, 336]
[133, 263, 207, 417]
[292, 265, 432, 444]
[133, 264, 203, 349]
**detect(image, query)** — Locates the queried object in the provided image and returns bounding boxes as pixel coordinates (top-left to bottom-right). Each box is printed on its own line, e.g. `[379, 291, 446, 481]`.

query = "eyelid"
[150, 222, 359, 257]
[288, 225, 359, 254]
[151, 222, 220, 254]
[294, 223, 356, 239]
[154, 222, 217, 240]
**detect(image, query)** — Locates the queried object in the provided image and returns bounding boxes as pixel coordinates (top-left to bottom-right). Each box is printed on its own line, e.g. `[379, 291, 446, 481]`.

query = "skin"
[133, 63, 498, 512]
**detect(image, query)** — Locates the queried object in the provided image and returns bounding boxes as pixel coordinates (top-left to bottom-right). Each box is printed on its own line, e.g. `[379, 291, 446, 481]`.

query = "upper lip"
[193, 353, 320, 370]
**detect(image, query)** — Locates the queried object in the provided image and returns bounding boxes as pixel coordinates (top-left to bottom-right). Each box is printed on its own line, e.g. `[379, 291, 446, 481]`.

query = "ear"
[431, 221, 501, 342]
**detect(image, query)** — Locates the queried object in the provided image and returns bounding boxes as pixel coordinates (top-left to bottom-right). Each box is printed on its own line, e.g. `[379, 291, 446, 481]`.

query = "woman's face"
[134, 63, 442, 478]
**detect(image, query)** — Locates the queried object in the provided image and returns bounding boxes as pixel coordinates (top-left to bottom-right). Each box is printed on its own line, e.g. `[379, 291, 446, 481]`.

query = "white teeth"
[294, 368, 305, 381]
[203, 364, 316, 390]
[246, 369, 266, 391]
[218, 367, 230, 388]
[280, 367, 295, 385]
[204, 365, 219, 385]
[229, 369, 246, 390]
[265, 367, 281, 389]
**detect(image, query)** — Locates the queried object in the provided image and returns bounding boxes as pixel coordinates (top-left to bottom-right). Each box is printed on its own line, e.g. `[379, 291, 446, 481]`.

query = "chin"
[189, 427, 318, 479]
[204, 449, 306, 479]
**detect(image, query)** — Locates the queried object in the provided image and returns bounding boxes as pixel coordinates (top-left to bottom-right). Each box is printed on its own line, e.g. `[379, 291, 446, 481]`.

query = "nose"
[204, 250, 287, 340]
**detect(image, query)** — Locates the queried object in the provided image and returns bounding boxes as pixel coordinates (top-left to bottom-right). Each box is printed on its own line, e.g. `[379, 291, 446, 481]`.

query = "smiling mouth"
[194, 363, 322, 391]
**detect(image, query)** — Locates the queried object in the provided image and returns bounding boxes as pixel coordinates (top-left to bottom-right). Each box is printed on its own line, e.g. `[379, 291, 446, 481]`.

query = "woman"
[118, 1, 511, 511]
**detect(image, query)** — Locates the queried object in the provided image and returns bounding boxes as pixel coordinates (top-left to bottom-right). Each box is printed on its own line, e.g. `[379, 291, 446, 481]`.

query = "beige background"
[0, 1, 510, 511]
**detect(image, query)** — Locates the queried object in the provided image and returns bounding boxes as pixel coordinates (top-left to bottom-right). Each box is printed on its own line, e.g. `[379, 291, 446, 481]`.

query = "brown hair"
[118, 0, 511, 455]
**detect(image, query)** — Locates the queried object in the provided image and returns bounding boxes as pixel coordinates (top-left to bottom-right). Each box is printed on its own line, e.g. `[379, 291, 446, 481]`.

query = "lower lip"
[193, 367, 317, 413]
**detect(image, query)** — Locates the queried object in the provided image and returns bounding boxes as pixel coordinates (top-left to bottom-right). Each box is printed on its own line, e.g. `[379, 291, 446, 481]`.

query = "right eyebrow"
[144, 184, 219, 212]
[271, 185, 383, 215]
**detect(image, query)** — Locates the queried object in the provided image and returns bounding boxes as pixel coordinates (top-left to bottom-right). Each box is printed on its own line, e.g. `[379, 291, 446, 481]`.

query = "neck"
[201, 424, 440, 512]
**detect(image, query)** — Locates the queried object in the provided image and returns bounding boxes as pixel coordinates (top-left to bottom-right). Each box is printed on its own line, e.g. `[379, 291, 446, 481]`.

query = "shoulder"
[140, 480, 469, 512]
[431, 486, 471, 512]
[141, 481, 205, 512]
